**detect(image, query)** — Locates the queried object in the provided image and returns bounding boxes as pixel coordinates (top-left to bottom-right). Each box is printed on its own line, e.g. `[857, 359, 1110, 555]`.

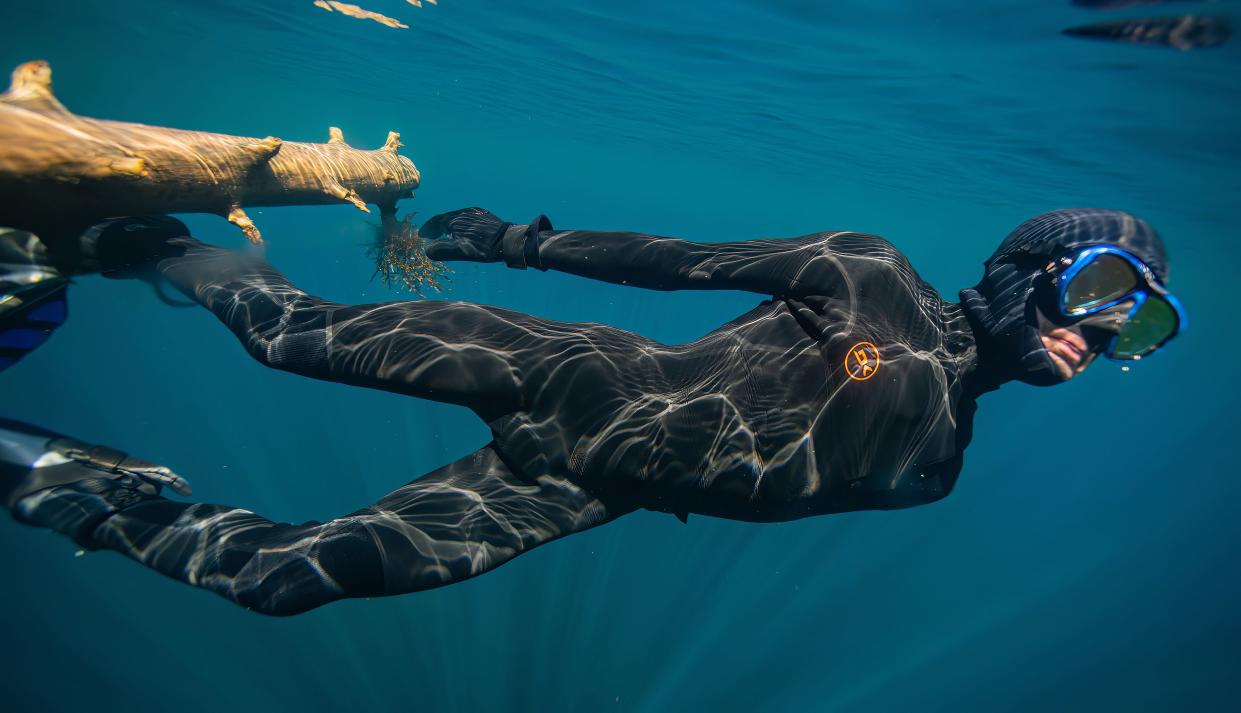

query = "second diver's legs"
[2, 418, 626, 616]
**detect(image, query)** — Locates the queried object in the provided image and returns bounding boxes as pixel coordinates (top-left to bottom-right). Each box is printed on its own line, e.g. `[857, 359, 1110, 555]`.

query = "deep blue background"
[1, 1, 1238, 711]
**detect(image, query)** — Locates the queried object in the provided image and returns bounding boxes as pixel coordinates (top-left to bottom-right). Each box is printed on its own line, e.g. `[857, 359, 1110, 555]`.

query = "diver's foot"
[80, 215, 191, 279]
[0, 418, 189, 546]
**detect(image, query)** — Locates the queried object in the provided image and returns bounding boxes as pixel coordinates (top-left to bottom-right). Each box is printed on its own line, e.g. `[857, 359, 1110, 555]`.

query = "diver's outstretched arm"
[422, 207, 891, 298]
[535, 228, 858, 297]
[2, 418, 626, 616]
[145, 235, 633, 418]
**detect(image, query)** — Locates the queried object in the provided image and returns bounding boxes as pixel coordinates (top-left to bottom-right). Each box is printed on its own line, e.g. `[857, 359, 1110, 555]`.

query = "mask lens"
[1112, 296, 1178, 359]
[1062, 253, 1140, 313]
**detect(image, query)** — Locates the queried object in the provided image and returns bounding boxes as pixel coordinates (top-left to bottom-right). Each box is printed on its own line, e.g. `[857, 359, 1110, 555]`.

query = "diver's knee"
[225, 555, 342, 617]
[260, 330, 329, 373]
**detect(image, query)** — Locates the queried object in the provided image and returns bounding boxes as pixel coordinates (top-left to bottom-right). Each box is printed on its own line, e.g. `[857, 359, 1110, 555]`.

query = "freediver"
[0, 208, 1184, 615]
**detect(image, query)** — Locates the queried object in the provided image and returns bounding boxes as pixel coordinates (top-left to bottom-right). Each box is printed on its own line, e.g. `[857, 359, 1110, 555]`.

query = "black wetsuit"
[490, 227, 982, 519]
[3, 220, 998, 615]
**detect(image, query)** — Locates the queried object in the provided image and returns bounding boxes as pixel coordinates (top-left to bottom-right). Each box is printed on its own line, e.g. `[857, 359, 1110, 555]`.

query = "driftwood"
[314, 1, 441, 30]
[315, 1, 410, 30]
[0, 60, 426, 279]
[1063, 15, 1231, 50]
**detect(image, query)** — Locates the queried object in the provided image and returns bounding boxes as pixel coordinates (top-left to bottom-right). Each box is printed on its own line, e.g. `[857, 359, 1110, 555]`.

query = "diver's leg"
[147, 237, 626, 417]
[1, 419, 625, 616]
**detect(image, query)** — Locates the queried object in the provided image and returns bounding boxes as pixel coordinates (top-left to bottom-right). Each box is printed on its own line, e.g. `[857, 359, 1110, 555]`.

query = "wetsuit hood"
[959, 208, 1169, 391]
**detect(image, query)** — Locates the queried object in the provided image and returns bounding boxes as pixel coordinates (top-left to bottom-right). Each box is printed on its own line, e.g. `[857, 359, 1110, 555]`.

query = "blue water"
[2, 1, 1239, 710]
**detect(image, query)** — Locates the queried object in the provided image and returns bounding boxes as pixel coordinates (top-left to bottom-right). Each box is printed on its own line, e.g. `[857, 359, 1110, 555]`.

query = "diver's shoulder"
[804, 229, 899, 251]
[806, 231, 921, 274]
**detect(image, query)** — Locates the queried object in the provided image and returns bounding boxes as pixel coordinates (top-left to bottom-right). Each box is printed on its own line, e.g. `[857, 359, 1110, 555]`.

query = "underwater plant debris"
[371, 214, 449, 295]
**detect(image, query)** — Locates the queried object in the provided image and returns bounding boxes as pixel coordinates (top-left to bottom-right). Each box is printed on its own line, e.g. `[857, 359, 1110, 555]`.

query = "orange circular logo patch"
[844, 341, 881, 381]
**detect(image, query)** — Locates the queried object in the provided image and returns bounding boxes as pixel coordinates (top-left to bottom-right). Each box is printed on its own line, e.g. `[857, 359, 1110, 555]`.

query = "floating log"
[0, 60, 422, 269]
[1070, 1, 1198, 9]
[1063, 15, 1231, 50]
[314, 1, 410, 29]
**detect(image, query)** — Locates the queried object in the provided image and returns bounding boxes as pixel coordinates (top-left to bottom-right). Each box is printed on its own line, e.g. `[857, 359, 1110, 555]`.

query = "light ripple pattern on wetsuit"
[9, 440, 610, 616]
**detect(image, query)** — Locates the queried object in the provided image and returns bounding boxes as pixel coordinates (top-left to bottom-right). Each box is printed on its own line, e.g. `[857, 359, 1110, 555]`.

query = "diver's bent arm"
[532, 229, 857, 297]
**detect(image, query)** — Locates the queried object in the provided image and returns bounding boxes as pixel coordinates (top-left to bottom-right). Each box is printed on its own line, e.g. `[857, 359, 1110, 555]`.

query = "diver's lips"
[1049, 335, 1084, 364]
[1040, 327, 1091, 380]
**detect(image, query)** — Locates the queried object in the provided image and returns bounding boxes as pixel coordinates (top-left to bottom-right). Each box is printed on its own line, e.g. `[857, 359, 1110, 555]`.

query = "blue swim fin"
[0, 276, 70, 373]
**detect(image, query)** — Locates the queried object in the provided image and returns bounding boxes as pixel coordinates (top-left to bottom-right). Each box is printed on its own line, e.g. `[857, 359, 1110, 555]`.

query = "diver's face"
[1034, 301, 1132, 381]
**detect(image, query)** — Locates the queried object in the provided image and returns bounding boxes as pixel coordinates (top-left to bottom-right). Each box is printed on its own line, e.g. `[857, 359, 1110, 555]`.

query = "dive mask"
[1050, 245, 1186, 360]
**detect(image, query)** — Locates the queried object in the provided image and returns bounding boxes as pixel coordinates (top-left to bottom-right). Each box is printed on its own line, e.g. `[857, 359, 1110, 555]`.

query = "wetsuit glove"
[422, 207, 552, 270]
[81, 214, 190, 278]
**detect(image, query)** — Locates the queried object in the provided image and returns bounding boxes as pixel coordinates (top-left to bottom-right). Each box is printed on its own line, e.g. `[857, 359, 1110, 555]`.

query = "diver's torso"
[643, 295, 972, 521]
[488, 257, 978, 522]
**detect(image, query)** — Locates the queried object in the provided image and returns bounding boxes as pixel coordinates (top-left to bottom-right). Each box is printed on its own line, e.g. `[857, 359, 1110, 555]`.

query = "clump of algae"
[370, 213, 449, 296]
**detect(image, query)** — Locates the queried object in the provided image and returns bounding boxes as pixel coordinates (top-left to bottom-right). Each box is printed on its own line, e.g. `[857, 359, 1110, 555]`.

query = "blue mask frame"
[1054, 245, 1187, 361]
